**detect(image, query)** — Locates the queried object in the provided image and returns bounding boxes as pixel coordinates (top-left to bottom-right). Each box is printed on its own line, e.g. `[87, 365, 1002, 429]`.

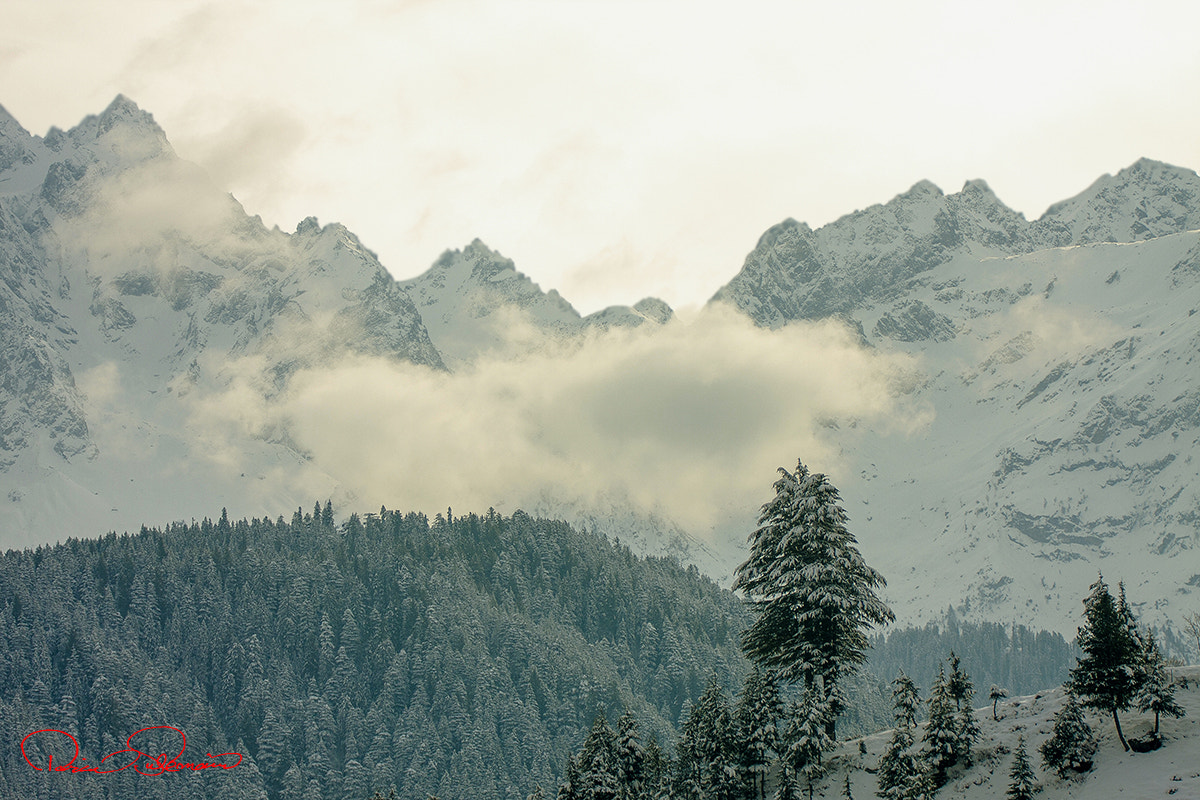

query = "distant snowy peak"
[712, 158, 1200, 326]
[0, 103, 34, 172]
[1037, 158, 1200, 246]
[711, 175, 1036, 326]
[0, 96, 448, 545]
[401, 239, 672, 366]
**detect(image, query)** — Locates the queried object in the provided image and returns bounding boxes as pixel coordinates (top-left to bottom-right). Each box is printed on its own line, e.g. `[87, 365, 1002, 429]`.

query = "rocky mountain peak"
[0, 103, 33, 173]
[295, 215, 323, 236]
[65, 94, 173, 164]
[1037, 158, 1200, 246]
[901, 178, 944, 199]
[632, 297, 673, 324]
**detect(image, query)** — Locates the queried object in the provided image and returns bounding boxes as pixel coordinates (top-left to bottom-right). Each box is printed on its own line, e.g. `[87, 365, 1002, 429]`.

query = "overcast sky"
[4, 0, 1200, 314]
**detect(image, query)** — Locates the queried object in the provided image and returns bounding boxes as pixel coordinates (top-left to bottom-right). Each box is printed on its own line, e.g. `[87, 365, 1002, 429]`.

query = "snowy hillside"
[822, 666, 1200, 800]
[710, 163, 1200, 633]
[0, 97, 443, 546]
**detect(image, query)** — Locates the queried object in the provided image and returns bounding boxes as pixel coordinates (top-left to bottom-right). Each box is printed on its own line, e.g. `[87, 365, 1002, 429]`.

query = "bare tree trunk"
[1113, 708, 1129, 751]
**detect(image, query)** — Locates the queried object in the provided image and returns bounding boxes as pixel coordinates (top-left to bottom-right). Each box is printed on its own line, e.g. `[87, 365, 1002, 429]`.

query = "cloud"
[180, 109, 308, 201]
[186, 306, 926, 548]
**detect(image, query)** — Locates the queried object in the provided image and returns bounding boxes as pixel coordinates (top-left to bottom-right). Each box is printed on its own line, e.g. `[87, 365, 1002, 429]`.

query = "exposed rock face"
[0, 96, 444, 544]
[709, 161, 1200, 631]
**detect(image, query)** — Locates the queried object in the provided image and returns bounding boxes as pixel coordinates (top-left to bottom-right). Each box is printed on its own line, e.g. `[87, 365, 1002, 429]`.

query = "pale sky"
[4, 0, 1200, 314]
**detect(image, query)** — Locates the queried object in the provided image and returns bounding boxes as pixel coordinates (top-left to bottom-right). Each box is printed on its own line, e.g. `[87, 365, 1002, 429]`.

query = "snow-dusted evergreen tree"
[578, 713, 620, 800]
[733, 460, 894, 740]
[1006, 735, 1037, 800]
[735, 666, 783, 800]
[1069, 574, 1143, 751]
[1039, 691, 1096, 776]
[920, 665, 958, 787]
[781, 682, 836, 800]
[1136, 634, 1185, 736]
[989, 685, 1008, 721]
[942, 652, 980, 766]
[876, 672, 927, 800]
[613, 711, 645, 800]
[675, 678, 739, 800]
[641, 735, 672, 800]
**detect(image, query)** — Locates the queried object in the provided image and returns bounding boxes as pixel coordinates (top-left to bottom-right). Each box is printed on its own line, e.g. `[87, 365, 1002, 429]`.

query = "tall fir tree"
[1068, 575, 1143, 751]
[733, 460, 893, 740]
[578, 714, 620, 800]
[782, 681, 836, 800]
[641, 735, 672, 800]
[613, 711, 645, 800]
[920, 664, 961, 787]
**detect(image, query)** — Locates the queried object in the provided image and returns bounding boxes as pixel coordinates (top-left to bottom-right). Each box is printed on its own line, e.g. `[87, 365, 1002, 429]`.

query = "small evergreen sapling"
[1136, 634, 1185, 737]
[1006, 736, 1037, 800]
[876, 672, 926, 800]
[1039, 691, 1096, 776]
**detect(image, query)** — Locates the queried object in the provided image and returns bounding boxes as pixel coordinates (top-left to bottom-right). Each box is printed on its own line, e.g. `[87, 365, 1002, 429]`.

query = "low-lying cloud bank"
[190, 306, 929, 549]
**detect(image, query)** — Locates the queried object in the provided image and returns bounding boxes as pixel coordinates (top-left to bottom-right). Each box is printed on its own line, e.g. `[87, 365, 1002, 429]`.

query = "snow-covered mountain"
[0, 96, 443, 544]
[0, 96, 700, 572]
[400, 239, 672, 366]
[711, 160, 1200, 632]
[3, 95, 1198, 636]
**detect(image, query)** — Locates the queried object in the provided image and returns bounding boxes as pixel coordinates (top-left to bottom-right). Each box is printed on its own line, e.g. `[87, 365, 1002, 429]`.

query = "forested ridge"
[0, 503, 1085, 800]
[0, 506, 750, 799]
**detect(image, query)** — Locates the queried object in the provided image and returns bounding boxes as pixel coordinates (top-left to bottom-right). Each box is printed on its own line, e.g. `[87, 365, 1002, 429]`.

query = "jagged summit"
[1036, 157, 1200, 245]
[961, 177, 993, 195]
[902, 178, 944, 198]
[0, 102, 30, 139]
[54, 93, 174, 164]
[712, 157, 1200, 326]
[0, 103, 33, 172]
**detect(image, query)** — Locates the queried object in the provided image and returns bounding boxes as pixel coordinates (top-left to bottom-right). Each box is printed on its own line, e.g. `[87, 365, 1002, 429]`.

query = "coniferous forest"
[0, 502, 1083, 800]
[0, 506, 751, 800]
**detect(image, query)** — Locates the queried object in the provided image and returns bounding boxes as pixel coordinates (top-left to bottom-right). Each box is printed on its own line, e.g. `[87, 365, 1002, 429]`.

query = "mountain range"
[1, 96, 1198, 636]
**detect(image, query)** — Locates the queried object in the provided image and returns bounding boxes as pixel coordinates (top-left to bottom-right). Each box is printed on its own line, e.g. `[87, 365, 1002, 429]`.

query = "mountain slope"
[830, 666, 1200, 800]
[0, 97, 444, 547]
[708, 160, 1200, 632]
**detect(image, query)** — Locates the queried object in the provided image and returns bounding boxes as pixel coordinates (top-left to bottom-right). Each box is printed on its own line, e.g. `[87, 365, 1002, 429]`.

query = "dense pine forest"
[0, 506, 751, 799]
[0, 505, 1081, 799]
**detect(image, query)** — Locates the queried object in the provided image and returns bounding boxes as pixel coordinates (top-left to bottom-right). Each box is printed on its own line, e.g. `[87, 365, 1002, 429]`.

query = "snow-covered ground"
[820, 665, 1200, 799]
